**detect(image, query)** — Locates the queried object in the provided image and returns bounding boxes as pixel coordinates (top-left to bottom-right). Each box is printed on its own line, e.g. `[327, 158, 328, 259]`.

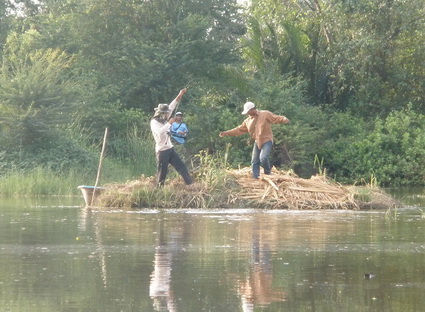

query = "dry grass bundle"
[96, 175, 224, 209]
[228, 168, 359, 209]
[93, 168, 397, 210]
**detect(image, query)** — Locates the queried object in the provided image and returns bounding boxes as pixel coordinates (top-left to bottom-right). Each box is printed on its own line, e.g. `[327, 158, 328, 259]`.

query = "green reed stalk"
[0, 167, 82, 196]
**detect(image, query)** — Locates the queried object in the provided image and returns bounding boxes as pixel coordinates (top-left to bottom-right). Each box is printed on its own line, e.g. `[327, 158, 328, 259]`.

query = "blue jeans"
[251, 141, 273, 179]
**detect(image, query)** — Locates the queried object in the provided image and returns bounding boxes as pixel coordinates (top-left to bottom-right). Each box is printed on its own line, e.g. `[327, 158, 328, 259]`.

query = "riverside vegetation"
[0, 0, 424, 198]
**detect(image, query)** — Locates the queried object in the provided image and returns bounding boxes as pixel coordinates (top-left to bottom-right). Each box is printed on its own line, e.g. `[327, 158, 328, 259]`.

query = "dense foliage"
[0, 0, 424, 190]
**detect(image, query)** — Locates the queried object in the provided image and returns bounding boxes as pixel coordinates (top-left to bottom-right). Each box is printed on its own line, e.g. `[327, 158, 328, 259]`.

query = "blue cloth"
[170, 122, 188, 144]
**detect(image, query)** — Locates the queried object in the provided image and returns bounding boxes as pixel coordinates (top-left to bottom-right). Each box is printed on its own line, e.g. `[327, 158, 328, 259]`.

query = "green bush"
[321, 106, 425, 186]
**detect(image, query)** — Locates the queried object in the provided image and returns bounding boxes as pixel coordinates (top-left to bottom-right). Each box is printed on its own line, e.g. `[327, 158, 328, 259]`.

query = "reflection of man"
[150, 222, 181, 312]
[237, 232, 286, 311]
[170, 112, 188, 144]
[149, 246, 177, 312]
[239, 262, 275, 311]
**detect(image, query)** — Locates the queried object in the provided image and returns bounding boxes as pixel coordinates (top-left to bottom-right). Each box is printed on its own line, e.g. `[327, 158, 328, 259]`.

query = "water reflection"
[386, 187, 425, 207]
[1, 191, 425, 312]
[149, 219, 179, 311]
[78, 207, 108, 288]
[236, 223, 286, 311]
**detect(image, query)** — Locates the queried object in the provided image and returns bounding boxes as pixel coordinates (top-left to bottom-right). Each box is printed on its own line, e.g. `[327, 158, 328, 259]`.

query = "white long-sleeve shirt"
[150, 99, 179, 153]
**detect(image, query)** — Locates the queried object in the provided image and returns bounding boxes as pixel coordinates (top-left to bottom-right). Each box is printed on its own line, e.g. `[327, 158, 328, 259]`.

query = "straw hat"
[154, 104, 171, 116]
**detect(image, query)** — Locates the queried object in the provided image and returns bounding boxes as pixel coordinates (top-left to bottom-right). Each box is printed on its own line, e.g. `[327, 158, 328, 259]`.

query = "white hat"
[242, 102, 255, 115]
[176, 112, 183, 116]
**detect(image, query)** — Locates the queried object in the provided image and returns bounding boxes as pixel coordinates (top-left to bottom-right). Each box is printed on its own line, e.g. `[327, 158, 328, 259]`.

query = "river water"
[1, 188, 424, 312]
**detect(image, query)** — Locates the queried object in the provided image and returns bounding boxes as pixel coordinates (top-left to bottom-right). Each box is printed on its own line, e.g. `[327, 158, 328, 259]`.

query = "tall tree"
[242, 0, 333, 104]
[24, 0, 245, 112]
[243, 0, 425, 115]
[0, 1, 16, 55]
[0, 30, 79, 148]
[324, 0, 425, 115]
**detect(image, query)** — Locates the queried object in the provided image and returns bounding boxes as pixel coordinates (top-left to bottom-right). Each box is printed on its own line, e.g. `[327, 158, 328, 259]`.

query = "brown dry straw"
[95, 167, 397, 210]
[229, 168, 358, 210]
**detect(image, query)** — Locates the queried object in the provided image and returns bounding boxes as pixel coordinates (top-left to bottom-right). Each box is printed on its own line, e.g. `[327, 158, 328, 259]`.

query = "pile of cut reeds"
[93, 168, 397, 210]
[229, 168, 359, 209]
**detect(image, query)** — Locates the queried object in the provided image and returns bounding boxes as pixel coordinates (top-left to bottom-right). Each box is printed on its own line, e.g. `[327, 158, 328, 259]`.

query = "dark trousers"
[157, 147, 193, 186]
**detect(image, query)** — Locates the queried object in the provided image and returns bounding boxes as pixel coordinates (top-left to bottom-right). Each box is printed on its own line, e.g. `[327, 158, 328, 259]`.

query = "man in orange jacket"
[219, 102, 290, 179]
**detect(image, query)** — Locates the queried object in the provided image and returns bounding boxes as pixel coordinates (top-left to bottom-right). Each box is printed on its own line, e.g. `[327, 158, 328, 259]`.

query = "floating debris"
[364, 273, 376, 279]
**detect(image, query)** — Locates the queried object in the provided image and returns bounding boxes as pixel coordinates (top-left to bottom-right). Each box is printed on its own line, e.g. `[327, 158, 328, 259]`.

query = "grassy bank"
[0, 157, 156, 196]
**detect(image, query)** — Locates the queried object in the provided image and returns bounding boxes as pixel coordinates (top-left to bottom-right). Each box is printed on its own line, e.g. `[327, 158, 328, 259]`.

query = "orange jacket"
[223, 110, 289, 148]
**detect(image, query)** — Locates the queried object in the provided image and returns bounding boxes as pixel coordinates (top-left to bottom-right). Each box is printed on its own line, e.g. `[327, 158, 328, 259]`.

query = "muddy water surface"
[1, 189, 424, 311]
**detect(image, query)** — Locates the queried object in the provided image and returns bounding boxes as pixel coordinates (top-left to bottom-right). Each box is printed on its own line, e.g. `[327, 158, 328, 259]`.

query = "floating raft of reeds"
[94, 167, 398, 210]
[227, 168, 396, 210]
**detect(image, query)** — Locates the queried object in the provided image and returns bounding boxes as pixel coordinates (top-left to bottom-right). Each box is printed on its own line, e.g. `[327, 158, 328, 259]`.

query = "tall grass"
[192, 144, 231, 190]
[0, 127, 158, 196]
[0, 167, 87, 196]
[0, 156, 155, 196]
[121, 127, 157, 176]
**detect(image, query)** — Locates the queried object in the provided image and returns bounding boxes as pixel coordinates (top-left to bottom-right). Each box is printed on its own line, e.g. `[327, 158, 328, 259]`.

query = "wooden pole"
[91, 127, 109, 206]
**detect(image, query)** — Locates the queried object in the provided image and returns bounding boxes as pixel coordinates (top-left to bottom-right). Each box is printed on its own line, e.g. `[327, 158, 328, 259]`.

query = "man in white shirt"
[150, 89, 193, 186]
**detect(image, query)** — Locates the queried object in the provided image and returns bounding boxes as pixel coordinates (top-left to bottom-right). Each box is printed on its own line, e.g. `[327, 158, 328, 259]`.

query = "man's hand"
[169, 117, 176, 124]
[219, 131, 227, 137]
[175, 88, 187, 102]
